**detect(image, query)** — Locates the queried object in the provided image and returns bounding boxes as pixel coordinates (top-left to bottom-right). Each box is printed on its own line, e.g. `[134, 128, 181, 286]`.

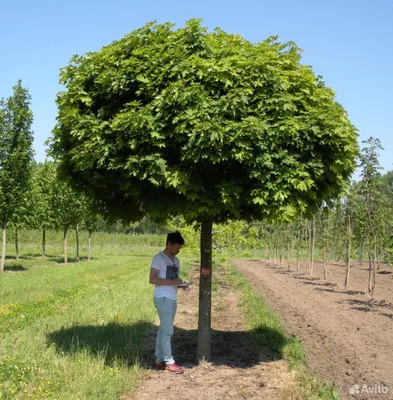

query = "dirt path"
[233, 259, 393, 400]
[125, 264, 299, 400]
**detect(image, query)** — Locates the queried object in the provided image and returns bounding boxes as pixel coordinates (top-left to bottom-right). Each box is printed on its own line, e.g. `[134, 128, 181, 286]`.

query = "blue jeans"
[154, 297, 177, 365]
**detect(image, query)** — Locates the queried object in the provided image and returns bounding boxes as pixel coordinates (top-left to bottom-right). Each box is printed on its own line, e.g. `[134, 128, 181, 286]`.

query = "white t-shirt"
[151, 251, 180, 300]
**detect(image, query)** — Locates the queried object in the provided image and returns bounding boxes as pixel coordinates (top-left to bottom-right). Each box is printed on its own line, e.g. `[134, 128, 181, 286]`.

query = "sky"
[1, 0, 392, 175]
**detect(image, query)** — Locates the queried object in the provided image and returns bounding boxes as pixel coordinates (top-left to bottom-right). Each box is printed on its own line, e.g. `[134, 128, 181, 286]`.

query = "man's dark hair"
[166, 231, 185, 245]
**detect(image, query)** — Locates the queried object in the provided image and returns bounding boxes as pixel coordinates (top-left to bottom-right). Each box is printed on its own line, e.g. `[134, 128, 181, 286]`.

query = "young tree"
[359, 137, 384, 295]
[319, 205, 332, 280]
[377, 171, 393, 264]
[76, 195, 97, 262]
[84, 207, 100, 261]
[342, 195, 356, 287]
[30, 161, 57, 256]
[0, 81, 34, 272]
[308, 215, 316, 276]
[9, 192, 32, 261]
[48, 20, 358, 361]
[51, 179, 84, 264]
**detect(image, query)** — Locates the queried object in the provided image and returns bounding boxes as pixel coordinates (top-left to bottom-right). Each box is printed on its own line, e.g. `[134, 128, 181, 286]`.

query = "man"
[149, 231, 187, 374]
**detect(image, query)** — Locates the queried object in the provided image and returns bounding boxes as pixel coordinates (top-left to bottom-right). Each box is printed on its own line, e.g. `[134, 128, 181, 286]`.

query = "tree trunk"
[88, 232, 92, 261]
[359, 243, 364, 266]
[42, 225, 46, 257]
[323, 212, 330, 281]
[273, 242, 277, 264]
[0, 222, 6, 272]
[307, 221, 311, 273]
[368, 243, 373, 295]
[372, 241, 377, 294]
[63, 227, 68, 264]
[296, 226, 301, 272]
[287, 241, 291, 270]
[309, 217, 315, 276]
[76, 224, 80, 262]
[197, 219, 213, 364]
[344, 215, 352, 287]
[377, 249, 381, 271]
[15, 227, 19, 262]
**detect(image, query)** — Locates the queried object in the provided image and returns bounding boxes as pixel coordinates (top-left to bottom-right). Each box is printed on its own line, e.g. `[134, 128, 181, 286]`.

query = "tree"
[319, 205, 332, 280]
[84, 205, 100, 261]
[359, 137, 384, 295]
[0, 81, 34, 272]
[30, 161, 57, 256]
[308, 215, 316, 276]
[51, 179, 84, 264]
[48, 20, 358, 361]
[377, 171, 393, 264]
[76, 194, 98, 262]
[342, 195, 356, 287]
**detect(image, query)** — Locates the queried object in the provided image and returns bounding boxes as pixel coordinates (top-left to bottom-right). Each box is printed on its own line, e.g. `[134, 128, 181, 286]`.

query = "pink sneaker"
[165, 363, 184, 374]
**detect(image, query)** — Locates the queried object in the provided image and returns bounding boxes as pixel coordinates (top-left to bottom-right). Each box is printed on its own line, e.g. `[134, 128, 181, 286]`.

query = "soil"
[233, 259, 393, 400]
[125, 264, 300, 400]
[125, 259, 393, 400]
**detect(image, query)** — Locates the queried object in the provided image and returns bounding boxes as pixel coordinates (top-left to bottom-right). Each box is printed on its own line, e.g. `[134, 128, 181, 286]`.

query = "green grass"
[5, 229, 165, 260]
[1, 229, 341, 399]
[227, 263, 340, 400]
[0, 250, 192, 400]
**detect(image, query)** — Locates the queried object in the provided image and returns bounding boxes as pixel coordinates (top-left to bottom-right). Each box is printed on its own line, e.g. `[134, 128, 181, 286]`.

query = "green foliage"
[29, 161, 57, 229]
[0, 81, 34, 226]
[49, 19, 358, 225]
[51, 179, 85, 232]
[168, 216, 256, 261]
[358, 137, 390, 264]
[126, 214, 168, 235]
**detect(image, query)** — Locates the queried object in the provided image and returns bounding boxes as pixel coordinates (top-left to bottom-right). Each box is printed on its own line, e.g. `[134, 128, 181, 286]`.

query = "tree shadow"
[53, 256, 90, 264]
[302, 281, 335, 287]
[4, 264, 28, 272]
[46, 321, 289, 369]
[293, 275, 321, 282]
[22, 254, 97, 264]
[23, 253, 59, 259]
[337, 298, 393, 318]
[315, 287, 365, 296]
[5, 255, 35, 260]
[378, 270, 392, 275]
[275, 270, 293, 275]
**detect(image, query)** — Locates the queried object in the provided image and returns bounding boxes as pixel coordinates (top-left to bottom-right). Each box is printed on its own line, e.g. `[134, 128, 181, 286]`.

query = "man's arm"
[149, 268, 182, 286]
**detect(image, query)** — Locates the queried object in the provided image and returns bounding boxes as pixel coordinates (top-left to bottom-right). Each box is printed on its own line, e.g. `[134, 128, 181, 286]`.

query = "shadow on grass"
[46, 321, 289, 369]
[3, 255, 96, 271]
[4, 264, 28, 272]
[5, 255, 35, 260]
[23, 253, 59, 259]
[53, 256, 91, 264]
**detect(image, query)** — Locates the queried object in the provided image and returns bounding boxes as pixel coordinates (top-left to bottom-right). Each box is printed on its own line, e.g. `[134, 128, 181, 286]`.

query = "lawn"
[0, 234, 193, 400]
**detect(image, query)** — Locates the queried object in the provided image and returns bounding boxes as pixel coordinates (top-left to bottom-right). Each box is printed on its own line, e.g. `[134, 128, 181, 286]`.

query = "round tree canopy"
[50, 19, 358, 223]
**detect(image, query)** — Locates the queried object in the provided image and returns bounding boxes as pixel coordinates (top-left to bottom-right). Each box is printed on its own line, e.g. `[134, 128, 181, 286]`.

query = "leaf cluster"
[50, 20, 358, 224]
